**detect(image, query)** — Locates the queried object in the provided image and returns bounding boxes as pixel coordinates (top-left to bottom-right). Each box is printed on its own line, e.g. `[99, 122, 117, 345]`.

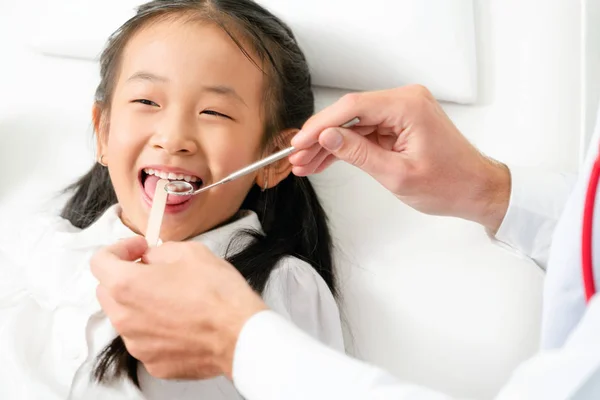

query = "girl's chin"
[155, 222, 206, 242]
[118, 210, 191, 242]
[120, 204, 225, 243]
[151, 225, 187, 242]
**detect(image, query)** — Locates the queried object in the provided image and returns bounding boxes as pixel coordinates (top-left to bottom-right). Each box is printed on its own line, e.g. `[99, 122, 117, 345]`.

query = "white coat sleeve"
[494, 167, 576, 270]
[232, 310, 452, 400]
[233, 306, 600, 400]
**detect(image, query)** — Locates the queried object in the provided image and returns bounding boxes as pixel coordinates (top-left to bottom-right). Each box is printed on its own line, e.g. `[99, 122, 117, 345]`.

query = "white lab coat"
[0, 206, 344, 399]
[231, 110, 600, 400]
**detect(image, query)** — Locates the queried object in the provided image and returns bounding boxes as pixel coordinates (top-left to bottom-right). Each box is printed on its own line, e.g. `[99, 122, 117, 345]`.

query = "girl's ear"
[93, 103, 109, 163]
[255, 128, 297, 190]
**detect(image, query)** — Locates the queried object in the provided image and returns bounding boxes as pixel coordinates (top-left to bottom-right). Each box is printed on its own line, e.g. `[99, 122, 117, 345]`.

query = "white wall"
[583, 0, 600, 159]
[311, 1, 585, 398]
[456, 0, 582, 172]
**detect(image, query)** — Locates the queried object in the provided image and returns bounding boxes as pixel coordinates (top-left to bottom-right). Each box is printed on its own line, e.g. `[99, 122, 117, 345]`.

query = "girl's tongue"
[144, 174, 192, 205]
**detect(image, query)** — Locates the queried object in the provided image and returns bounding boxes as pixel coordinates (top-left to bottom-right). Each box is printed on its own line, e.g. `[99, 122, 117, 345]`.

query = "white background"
[0, 1, 596, 398]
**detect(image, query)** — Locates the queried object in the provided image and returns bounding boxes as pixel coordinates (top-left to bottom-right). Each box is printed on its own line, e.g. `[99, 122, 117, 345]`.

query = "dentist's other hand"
[91, 236, 267, 380]
[290, 85, 510, 233]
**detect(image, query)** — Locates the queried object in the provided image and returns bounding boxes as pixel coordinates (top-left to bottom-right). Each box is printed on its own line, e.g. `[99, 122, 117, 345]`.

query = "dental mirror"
[165, 117, 360, 196]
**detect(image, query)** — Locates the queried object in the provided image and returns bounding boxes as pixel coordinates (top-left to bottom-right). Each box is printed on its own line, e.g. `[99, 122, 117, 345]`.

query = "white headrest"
[29, 0, 477, 104]
[257, 0, 477, 104]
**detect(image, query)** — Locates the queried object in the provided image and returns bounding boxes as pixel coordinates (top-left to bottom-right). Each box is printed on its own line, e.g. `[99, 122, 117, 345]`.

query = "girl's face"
[97, 18, 288, 241]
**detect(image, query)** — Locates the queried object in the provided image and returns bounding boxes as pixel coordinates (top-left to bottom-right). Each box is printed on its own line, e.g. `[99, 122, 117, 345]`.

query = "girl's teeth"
[143, 168, 199, 182]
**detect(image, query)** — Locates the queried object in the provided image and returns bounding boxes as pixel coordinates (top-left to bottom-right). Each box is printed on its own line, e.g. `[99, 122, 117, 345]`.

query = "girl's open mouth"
[140, 168, 203, 207]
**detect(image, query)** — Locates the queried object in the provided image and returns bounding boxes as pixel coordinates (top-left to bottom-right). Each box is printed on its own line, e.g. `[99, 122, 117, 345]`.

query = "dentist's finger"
[290, 126, 376, 167]
[107, 236, 149, 261]
[314, 154, 339, 174]
[289, 143, 322, 166]
[96, 284, 121, 315]
[292, 119, 375, 150]
[91, 236, 148, 286]
[299, 148, 332, 176]
[141, 241, 184, 264]
[318, 127, 400, 179]
[292, 148, 330, 176]
[292, 91, 392, 149]
[142, 241, 214, 265]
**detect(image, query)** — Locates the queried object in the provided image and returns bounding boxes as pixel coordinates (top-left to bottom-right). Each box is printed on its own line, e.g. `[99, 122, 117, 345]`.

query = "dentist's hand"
[290, 85, 511, 233]
[91, 236, 267, 380]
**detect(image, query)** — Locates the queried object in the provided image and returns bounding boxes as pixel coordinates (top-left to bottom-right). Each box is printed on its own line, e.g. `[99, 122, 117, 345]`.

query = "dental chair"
[0, 0, 590, 397]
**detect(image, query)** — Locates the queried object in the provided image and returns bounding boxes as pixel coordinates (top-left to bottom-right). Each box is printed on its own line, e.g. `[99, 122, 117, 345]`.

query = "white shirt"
[231, 112, 600, 399]
[0, 206, 344, 399]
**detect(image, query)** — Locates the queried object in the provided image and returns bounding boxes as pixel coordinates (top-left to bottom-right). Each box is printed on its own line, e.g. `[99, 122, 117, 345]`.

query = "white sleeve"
[233, 308, 600, 400]
[494, 167, 576, 270]
[260, 257, 344, 352]
[232, 310, 452, 400]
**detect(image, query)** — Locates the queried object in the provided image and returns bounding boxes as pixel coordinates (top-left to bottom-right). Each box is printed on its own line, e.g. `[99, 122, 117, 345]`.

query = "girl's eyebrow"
[126, 71, 248, 108]
[201, 85, 248, 108]
[127, 71, 169, 83]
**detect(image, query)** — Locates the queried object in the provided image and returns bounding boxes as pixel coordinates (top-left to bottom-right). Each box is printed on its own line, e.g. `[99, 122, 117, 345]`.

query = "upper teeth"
[143, 168, 199, 182]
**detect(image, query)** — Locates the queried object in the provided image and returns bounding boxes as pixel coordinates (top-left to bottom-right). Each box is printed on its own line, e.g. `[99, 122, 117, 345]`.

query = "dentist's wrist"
[473, 157, 511, 234]
[218, 298, 268, 380]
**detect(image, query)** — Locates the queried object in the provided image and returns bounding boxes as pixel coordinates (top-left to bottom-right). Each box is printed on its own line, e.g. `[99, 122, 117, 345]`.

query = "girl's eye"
[133, 99, 159, 107]
[201, 110, 232, 119]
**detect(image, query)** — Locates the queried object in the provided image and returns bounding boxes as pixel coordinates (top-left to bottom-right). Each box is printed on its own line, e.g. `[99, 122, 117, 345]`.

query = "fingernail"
[321, 129, 343, 151]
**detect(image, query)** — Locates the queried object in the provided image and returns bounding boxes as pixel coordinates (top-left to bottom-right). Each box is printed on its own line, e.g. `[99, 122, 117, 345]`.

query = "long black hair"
[60, 0, 336, 387]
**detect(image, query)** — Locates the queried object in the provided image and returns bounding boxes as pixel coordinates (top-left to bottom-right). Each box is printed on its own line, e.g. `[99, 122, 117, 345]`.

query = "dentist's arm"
[235, 305, 600, 400]
[92, 237, 600, 400]
[234, 310, 452, 400]
[290, 85, 575, 269]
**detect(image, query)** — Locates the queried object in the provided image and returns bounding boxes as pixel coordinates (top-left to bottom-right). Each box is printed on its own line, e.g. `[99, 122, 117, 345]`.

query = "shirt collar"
[59, 205, 263, 257]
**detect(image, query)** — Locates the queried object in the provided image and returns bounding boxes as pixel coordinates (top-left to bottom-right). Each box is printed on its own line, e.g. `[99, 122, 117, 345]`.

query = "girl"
[0, 0, 344, 398]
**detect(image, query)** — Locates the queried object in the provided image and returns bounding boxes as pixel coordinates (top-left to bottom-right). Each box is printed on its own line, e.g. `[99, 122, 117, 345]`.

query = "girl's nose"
[150, 120, 199, 156]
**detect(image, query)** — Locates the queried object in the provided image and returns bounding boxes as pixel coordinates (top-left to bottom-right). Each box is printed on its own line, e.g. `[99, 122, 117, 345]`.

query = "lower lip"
[139, 181, 194, 214]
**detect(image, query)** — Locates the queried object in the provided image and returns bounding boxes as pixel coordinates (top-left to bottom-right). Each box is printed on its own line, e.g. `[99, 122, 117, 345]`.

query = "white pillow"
[28, 0, 477, 104]
[257, 0, 477, 104]
[28, 0, 141, 60]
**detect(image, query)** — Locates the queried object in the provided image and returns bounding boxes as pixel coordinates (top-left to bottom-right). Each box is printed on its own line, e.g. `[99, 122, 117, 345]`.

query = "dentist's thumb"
[90, 236, 148, 288]
[102, 236, 148, 263]
[319, 127, 397, 179]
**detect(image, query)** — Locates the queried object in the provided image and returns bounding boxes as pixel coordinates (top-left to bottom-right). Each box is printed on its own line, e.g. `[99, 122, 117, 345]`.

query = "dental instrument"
[146, 179, 169, 247]
[164, 117, 361, 196]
